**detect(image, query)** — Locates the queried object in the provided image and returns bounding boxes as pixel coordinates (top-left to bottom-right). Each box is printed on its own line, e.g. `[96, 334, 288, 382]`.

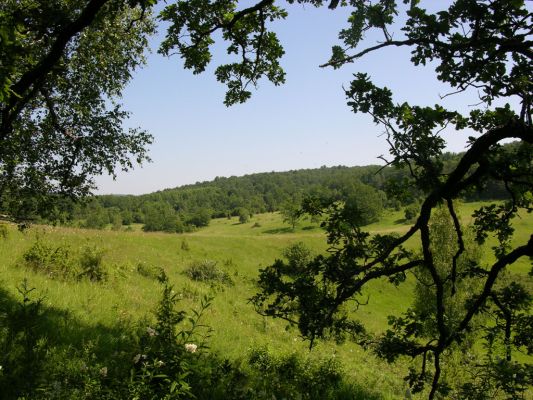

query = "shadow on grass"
[0, 282, 388, 400]
[394, 218, 409, 225]
[0, 283, 138, 399]
[263, 227, 294, 234]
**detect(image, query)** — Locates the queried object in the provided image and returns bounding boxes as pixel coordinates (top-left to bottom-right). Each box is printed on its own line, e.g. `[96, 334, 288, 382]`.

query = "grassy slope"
[0, 202, 531, 399]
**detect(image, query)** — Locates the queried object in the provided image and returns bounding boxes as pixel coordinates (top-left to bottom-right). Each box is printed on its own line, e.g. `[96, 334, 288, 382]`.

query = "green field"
[0, 202, 531, 399]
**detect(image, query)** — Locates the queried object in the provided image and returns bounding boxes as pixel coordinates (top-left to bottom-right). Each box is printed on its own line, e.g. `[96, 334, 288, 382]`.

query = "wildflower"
[133, 353, 142, 364]
[99, 366, 108, 377]
[146, 327, 158, 337]
[184, 343, 198, 353]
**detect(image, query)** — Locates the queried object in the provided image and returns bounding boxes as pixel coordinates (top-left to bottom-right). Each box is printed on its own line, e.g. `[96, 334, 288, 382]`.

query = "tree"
[251, 1, 533, 399]
[0, 0, 158, 221]
[238, 207, 250, 224]
[0, 0, 288, 221]
[280, 200, 301, 230]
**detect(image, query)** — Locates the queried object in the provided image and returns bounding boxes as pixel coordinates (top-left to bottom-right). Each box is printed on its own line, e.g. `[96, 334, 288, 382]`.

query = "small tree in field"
[238, 208, 250, 224]
[280, 200, 301, 230]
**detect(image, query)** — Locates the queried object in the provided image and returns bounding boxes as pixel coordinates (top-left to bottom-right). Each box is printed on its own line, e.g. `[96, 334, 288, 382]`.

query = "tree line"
[43, 147, 518, 232]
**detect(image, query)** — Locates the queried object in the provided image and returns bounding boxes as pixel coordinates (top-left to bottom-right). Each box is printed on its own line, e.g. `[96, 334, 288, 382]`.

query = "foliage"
[280, 199, 301, 230]
[21, 238, 74, 279]
[0, 0, 155, 221]
[404, 203, 419, 223]
[78, 245, 107, 282]
[253, 1, 533, 398]
[0, 280, 47, 400]
[244, 346, 344, 400]
[184, 260, 233, 287]
[137, 262, 163, 281]
[142, 202, 183, 233]
[128, 272, 213, 399]
[187, 208, 212, 228]
[238, 208, 250, 224]
[47, 159, 512, 233]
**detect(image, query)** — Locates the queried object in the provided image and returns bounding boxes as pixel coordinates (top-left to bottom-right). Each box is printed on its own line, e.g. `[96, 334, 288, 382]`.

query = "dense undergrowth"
[0, 274, 376, 400]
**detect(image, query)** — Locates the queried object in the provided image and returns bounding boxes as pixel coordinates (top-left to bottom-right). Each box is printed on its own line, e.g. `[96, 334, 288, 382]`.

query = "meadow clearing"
[0, 202, 531, 399]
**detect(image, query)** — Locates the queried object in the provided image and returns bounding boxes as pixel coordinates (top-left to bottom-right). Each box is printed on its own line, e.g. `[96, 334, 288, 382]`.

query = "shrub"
[184, 260, 233, 286]
[246, 346, 344, 399]
[78, 245, 106, 282]
[404, 202, 419, 222]
[0, 223, 8, 239]
[136, 262, 162, 281]
[237, 208, 250, 224]
[21, 239, 73, 279]
[129, 273, 213, 399]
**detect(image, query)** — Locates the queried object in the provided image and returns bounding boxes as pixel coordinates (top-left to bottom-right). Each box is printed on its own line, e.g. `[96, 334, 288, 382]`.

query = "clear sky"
[94, 2, 483, 195]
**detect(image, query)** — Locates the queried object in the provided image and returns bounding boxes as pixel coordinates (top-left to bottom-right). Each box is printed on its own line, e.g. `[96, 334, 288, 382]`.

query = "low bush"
[184, 260, 233, 286]
[21, 239, 73, 279]
[78, 245, 107, 282]
[0, 223, 8, 239]
[246, 347, 344, 400]
[136, 262, 163, 281]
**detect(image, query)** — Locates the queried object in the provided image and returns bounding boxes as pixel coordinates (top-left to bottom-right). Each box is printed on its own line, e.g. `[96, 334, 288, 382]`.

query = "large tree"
[249, 1, 533, 399]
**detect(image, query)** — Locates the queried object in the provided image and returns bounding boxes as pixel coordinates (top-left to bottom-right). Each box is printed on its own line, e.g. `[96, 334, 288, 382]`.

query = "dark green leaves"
[159, 0, 287, 105]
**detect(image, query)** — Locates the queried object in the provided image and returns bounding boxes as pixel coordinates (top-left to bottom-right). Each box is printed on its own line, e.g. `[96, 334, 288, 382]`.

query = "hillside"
[58, 154, 511, 232]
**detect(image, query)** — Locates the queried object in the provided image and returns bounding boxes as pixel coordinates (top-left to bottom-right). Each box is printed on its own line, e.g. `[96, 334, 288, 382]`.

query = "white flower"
[99, 367, 108, 377]
[133, 354, 141, 364]
[146, 327, 158, 337]
[185, 343, 198, 353]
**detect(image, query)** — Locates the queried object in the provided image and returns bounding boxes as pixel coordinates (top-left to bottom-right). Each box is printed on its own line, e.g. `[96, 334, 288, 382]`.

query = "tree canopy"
[249, 1, 532, 398]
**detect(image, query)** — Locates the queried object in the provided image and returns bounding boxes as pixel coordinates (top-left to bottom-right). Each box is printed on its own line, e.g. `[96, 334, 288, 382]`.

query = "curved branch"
[1, 0, 111, 138]
[445, 234, 533, 348]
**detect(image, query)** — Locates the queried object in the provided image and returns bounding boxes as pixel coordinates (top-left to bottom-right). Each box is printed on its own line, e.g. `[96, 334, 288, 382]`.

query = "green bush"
[128, 273, 213, 399]
[21, 239, 73, 279]
[245, 347, 344, 400]
[136, 262, 162, 281]
[78, 245, 106, 282]
[184, 260, 233, 286]
[404, 202, 420, 222]
[0, 223, 8, 239]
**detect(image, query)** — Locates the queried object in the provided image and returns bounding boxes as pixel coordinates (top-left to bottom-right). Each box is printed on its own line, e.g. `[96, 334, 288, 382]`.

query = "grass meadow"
[0, 201, 531, 399]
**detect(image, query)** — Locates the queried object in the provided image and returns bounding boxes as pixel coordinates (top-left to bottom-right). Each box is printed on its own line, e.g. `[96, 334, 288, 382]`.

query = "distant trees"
[142, 203, 180, 233]
[187, 208, 211, 228]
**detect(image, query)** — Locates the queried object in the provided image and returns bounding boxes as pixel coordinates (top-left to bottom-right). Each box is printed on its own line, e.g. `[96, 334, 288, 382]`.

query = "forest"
[43, 149, 513, 233]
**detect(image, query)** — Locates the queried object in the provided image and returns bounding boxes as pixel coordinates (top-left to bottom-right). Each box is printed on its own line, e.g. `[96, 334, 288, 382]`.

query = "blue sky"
[94, 2, 480, 195]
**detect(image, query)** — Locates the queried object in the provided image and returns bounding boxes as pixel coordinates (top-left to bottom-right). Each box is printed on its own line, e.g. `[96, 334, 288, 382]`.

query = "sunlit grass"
[0, 201, 530, 399]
